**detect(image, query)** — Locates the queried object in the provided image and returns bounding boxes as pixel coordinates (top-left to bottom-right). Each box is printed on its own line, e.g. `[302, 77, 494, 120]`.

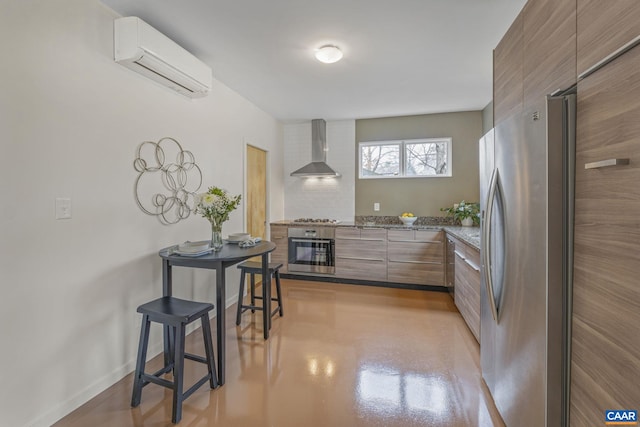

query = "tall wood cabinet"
[494, 0, 576, 127]
[493, 11, 523, 125]
[522, 0, 576, 104]
[576, 0, 640, 77]
[570, 7, 640, 424]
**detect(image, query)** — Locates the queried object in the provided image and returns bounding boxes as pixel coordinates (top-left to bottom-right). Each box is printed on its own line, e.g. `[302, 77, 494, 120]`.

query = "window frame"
[358, 137, 453, 179]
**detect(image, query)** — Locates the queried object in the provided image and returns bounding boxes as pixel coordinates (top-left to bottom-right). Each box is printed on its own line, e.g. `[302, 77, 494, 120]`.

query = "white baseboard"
[26, 292, 240, 427]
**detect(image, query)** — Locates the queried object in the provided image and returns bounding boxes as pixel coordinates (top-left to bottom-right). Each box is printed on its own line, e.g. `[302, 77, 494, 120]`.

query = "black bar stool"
[235, 261, 284, 326]
[131, 297, 217, 424]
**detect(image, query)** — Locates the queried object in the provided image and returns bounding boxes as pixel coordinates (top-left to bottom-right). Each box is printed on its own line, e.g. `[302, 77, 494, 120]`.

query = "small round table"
[159, 241, 276, 386]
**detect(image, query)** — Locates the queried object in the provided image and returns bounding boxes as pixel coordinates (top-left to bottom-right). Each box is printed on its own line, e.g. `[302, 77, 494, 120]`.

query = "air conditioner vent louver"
[114, 17, 212, 98]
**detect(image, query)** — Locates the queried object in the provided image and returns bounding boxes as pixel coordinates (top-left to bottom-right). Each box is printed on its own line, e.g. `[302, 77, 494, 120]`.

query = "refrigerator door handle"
[483, 168, 500, 322]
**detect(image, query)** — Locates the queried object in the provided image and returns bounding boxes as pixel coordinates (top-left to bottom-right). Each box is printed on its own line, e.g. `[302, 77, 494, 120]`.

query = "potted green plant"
[440, 200, 480, 226]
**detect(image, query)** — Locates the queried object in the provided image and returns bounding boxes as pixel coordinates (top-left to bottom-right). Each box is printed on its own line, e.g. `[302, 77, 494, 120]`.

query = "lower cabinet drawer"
[270, 226, 289, 272]
[387, 241, 443, 263]
[335, 231, 387, 281]
[271, 246, 287, 264]
[336, 239, 386, 260]
[335, 257, 387, 281]
[387, 261, 444, 286]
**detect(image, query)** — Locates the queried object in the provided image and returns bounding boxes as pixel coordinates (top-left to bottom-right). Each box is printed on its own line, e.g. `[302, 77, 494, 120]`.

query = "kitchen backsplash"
[284, 120, 356, 221]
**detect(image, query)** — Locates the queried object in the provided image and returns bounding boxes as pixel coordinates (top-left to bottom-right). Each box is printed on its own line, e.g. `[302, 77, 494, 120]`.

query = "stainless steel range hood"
[290, 119, 340, 178]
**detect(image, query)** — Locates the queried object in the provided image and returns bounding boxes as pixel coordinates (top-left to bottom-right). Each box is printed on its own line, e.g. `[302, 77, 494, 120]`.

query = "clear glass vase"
[210, 221, 224, 251]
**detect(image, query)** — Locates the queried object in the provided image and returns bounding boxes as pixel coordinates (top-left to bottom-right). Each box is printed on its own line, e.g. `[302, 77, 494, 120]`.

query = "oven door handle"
[290, 238, 332, 244]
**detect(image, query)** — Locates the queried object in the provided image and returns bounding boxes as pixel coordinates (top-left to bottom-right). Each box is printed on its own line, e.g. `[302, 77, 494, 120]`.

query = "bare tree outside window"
[405, 142, 448, 176]
[361, 144, 400, 176]
[359, 138, 452, 179]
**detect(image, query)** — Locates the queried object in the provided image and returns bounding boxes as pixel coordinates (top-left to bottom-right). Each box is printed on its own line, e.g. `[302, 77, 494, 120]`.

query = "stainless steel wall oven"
[288, 227, 335, 274]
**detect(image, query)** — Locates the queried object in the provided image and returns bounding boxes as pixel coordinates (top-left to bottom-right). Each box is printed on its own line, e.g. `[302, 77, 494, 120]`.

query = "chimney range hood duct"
[290, 119, 340, 177]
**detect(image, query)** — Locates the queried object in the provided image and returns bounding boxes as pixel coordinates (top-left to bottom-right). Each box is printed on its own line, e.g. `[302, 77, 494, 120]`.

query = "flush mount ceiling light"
[315, 45, 343, 64]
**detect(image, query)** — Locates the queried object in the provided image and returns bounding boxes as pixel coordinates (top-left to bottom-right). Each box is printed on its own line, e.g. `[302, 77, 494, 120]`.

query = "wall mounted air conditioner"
[114, 17, 212, 98]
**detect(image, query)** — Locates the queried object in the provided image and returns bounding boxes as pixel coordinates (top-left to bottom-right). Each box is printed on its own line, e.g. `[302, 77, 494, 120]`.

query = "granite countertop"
[270, 219, 480, 250]
[440, 226, 480, 250]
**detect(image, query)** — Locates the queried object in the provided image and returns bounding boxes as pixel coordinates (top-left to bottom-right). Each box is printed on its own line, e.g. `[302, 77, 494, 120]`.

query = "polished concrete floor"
[54, 279, 504, 427]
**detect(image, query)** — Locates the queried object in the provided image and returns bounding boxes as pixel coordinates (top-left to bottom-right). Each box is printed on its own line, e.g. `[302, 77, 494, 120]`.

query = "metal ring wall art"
[133, 137, 202, 225]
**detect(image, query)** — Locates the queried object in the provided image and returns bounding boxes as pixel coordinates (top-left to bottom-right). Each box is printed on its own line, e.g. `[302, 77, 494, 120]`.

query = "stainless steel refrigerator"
[479, 91, 575, 427]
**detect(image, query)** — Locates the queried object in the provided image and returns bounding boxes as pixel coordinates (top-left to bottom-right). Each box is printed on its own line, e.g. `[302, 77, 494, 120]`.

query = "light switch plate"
[374, 202, 380, 211]
[55, 198, 72, 219]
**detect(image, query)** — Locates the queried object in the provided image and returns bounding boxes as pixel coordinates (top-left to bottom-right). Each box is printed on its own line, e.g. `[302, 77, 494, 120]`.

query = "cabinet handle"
[454, 250, 466, 260]
[578, 34, 640, 80]
[338, 256, 385, 262]
[388, 259, 441, 265]
[464, 258, 480, 272]
[584, 158, 630, 169]
[388, 239, 442, 244]
[337, 237, 385, 242]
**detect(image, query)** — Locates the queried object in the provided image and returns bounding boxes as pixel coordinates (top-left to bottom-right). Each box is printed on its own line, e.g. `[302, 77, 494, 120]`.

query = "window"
[359, 138, 452, 179]
[360, 143, 400, 177]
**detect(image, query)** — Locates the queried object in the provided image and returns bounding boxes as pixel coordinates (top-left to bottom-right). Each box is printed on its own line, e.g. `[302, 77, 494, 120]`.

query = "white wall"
[0, 1, 284, 426]
[284, 120, 355, 221]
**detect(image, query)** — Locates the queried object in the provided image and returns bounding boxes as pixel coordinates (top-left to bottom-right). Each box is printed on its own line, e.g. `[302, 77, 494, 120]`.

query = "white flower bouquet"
[195, 186, 241, 249]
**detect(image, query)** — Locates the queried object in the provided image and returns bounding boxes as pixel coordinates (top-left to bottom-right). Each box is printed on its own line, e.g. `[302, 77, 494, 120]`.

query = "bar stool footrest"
[183, 374, 214, 400]
[254, 295, 282, 302]
[152, 364, 174, 377]
[241, 304, 282, 319]
[141, 373, 174, 389]
[184, 352, 208, 364]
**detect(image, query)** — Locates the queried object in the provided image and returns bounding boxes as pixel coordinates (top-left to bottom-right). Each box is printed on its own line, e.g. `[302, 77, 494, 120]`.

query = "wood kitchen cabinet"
[576, 0, 640, 78]
[570, 41, 640, 426]
[522, 0, 575, 105]
[335, 227, 387, 281]
[490, 0, 640, 422]
[495, 0, 576, 124]
[448, 235, 480, 343]
[387, 230, 444, 286]
[269, 224, 288, 272]
[493, 11, 523, 125]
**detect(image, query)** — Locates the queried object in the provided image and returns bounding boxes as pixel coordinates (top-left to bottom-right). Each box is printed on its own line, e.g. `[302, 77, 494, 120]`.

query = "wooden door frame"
[243, 141, 270, 239]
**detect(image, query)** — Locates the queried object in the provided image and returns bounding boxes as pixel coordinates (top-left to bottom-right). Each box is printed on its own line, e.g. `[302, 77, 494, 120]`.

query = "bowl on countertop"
[399, 216, 417, 226]
[227, 232, 251, 242]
